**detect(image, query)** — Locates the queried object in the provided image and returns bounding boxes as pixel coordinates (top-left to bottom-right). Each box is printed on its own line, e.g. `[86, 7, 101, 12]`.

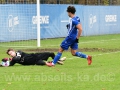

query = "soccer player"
[46, 6, 92, 67]
[1, 48, 66, 66]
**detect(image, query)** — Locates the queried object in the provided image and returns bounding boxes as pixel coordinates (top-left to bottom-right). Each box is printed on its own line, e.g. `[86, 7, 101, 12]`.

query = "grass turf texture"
[0, 34, 120, 90]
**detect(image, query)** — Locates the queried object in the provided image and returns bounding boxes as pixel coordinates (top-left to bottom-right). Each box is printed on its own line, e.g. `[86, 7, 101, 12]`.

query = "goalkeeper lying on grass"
[0, 48, 66, 67]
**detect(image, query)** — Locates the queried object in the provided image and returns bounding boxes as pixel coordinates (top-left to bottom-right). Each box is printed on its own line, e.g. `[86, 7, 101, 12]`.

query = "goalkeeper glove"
[2, 58, 12, 62]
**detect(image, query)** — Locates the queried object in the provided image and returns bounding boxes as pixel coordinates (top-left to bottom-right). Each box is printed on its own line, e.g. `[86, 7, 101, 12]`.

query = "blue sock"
[75, 52, 87, 58]
[53, 52, 62, 64]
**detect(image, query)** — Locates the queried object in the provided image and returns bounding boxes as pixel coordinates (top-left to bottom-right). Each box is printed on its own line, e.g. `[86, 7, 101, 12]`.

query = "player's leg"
[36, 52, 64, 65]
[71, 49, 87, 58]
[46, 47, 64, 66]
[36, 59, 46, 65]
[36, 52, 55, 61]
[52, 47, 64, 63]
[48, 52, 66, 62]
[70, 43, 92, 65]
[35, 52, 53, 65]
[49, 52, 64, 65]
[59, 57, 66, 61]
[49, 52, 55, 59]
[46, 39, 69, 66]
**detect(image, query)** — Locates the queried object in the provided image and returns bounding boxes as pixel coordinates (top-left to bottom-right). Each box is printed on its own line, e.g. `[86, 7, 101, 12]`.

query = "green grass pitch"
[0, 34, 120, 90]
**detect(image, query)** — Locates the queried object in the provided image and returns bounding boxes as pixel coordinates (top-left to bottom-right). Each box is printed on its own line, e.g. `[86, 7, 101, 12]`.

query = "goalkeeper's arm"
[9, 60, 16, 66]
[9, 56, 21, 66]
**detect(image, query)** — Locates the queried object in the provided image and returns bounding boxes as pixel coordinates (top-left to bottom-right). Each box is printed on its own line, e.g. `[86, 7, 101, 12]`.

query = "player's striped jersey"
[67, 16, 80, 39]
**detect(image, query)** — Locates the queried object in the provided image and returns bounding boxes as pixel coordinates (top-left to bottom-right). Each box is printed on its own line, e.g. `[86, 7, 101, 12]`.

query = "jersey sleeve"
[9, 55, 21, 66]
[72, 17, 80, 26]
[9, 60, 16, 66]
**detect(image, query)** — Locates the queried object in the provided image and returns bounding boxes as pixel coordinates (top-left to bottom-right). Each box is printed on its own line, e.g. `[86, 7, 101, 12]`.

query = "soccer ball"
[1, 59, 10, 67]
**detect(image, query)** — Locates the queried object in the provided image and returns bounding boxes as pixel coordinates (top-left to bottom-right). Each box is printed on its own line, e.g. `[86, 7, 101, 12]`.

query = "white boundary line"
[67, 51, 120, 60]
[80, 39, 120, 44]
[41, 38, 120, 47]
[93, 51, 120, 56]
[1, 38, 120, 47]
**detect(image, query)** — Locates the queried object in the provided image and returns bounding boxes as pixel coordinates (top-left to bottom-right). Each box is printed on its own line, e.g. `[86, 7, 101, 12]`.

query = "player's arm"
[9, 60, 16, 66]
[73, 18, 82, 39]
[76, 23, 82, 39]
[9, 56, 21, 66]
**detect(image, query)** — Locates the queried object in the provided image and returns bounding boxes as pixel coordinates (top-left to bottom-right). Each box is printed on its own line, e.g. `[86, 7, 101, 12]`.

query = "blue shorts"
[60, 37, 78, 50]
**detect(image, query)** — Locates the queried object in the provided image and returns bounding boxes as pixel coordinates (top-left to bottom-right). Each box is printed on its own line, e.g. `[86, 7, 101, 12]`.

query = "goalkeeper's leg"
[36, 52, 55, 61]
[36, 60, 46, 65]
[46, 48, 64, 66]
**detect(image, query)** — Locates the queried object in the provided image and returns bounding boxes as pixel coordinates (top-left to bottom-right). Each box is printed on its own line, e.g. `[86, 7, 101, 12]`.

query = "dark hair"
[67, 6, 76, 14]
[6, 48, 15, 55]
